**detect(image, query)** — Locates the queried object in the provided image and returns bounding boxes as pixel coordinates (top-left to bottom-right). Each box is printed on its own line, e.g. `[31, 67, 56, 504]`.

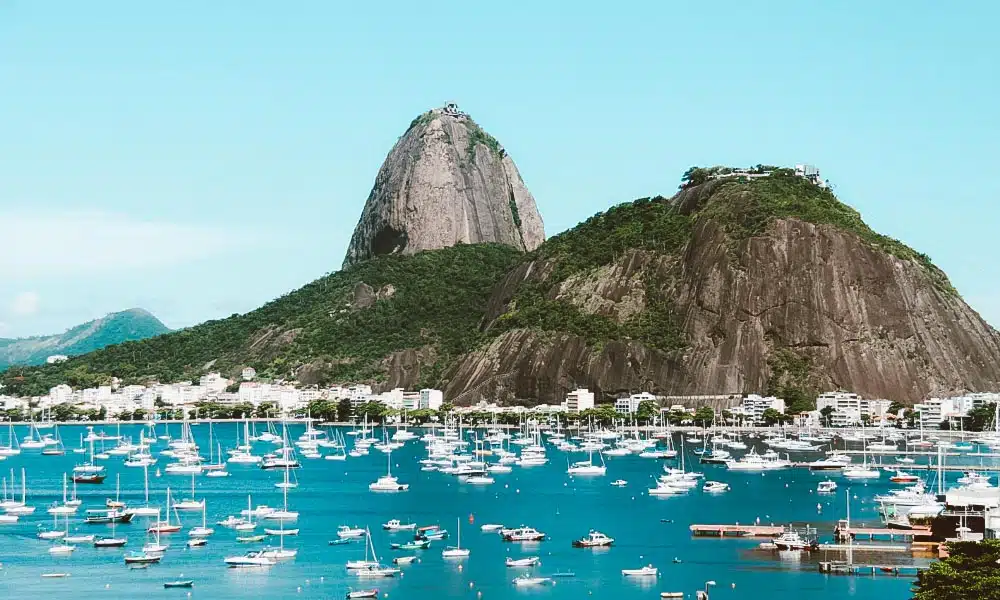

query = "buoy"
[732, 583, 736, 589]
[105, 584, 110, 589]
[297, 587, 302, 593]
[469, 582, 474, 589]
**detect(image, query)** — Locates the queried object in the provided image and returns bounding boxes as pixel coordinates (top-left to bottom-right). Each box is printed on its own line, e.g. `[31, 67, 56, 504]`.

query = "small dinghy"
[163, 580, 194, 589]
[346, 590, 379, 599]
[392, 556, 417, 565]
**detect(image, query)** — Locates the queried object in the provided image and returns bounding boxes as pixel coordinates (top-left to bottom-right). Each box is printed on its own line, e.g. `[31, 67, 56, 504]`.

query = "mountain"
[343, 104, 545, 267]
[0, 309, 169, 371]
[4, 166, 998, 407]
[445, 168, 1000, 408]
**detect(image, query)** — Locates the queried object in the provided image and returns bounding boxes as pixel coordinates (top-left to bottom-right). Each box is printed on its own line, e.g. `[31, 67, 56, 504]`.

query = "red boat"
[73, 473, 107, 484]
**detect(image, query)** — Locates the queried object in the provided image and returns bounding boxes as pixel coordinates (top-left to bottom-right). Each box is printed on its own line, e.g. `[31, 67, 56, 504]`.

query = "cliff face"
[443, 177, 1000, 406]
[343, 106, 545, 266]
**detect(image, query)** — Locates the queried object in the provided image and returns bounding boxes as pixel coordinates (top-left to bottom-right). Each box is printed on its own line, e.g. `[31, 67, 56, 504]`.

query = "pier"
[819, 562, 927, 577]
[689, 524, 785, 537]
[834, 524, 930, 542]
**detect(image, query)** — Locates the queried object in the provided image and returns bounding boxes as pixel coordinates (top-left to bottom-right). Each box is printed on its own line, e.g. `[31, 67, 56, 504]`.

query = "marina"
[0, 420, 986, 599]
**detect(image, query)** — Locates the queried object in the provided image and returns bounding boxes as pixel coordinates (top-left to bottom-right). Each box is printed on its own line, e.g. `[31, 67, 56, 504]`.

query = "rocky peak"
[343, 104, 545, 266]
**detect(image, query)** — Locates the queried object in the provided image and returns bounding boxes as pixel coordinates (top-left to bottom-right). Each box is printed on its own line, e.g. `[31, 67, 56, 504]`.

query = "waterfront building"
[815, 391, 890, 427]
[615, 392, 657, 414]
[563, 388, 595, 413]
[734, 394, 785, 423]
[419, 389, 443, 411]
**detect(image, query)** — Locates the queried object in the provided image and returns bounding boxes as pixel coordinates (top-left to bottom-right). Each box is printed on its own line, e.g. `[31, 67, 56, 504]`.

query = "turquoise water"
[0, 424, 925, 599]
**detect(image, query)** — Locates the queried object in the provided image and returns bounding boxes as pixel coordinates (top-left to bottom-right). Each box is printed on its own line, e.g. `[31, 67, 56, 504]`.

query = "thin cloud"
[9, 291, 39, 316]
[0, 211, 255, 276]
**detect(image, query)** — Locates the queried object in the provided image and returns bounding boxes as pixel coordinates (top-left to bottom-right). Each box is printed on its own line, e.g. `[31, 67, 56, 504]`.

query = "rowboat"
[163, 581, 194, 589]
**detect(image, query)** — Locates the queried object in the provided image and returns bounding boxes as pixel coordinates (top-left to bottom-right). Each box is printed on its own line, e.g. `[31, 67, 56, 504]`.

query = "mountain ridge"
[0, 308, 170, 370]
[3, 166, 997, 407]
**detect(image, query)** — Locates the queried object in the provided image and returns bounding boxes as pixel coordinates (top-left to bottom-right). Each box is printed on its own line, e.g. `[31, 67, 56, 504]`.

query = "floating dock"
[689, 524, 785, 537]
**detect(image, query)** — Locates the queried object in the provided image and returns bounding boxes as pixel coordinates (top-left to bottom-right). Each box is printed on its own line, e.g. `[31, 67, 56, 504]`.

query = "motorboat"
[390, 540, 430, 550]
[610, 479, 628, 487]
[382, 519, 416, 531]
[124, 552, 161, 565]
[224, 550, 276, 567]
[338, 526, 368, 539]
[808, 454, 852, 470]
[392, 555, 418, 565]
[506, 556, 541, 567]
[771, 531, 817, 551]
[346, 590, 379, 599]
[725, 450, 791, 471]
[513, 575, 552, 586]
[621, 565, 658, 577]
[572, 530, 614, 547]
[480, 523, 504, 532]
[702, 481, 729, 493]
[369, 475, 409, 492]
[889, 470, 920, 483]
[502, 526, 545, 542]
[94, 536, 128, 548]
[817, 480, 838, 493]
[47, 543, 75, 555]
[843, 465, 881, 479]
[238, 534, 267, 543]
[163, 581, 194, 589]
[648, 482, 686, 496]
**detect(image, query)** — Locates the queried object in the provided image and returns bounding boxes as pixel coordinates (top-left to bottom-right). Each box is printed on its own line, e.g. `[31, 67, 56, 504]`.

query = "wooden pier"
[819, 561, 927, 577]
[834, 524, 930, 542]
[689, 524, 785, 537]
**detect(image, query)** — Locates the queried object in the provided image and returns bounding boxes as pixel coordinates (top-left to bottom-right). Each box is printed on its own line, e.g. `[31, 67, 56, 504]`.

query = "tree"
[760, 408, 783, 426]
[680, 166, 710, 189]
[966, 403, 996, 432]
[820, 405, 836, 427]
[693, 406, 714, 428]
[635, 400, 659, 421]
[438, 402, 454, 416]
[336, 398, 353, 422]
[887, 401, 906, 415]
[913, 539, 1000, 600]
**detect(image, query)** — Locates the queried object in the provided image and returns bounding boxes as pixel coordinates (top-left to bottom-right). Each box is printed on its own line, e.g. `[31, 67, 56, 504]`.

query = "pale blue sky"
[1, 1, 998, 337]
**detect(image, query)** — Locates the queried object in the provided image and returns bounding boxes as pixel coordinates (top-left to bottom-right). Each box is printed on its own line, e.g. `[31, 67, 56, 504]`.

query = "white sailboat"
[188, 503, 215, 537]
[174, 471, 205, 510]
[442, 518, 470, 558]
[47, 474, 78, 515]
[263, 468, 298, 520]
[128, 462, 161, 517]
[369, 449, 409, 491]
[566, 448, 607, 476]
[261, 517, 298, 559]
[142, 508, 169, 553]
[48, 514, 75, 554]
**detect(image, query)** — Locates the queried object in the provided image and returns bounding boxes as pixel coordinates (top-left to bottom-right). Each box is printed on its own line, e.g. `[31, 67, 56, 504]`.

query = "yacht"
[506, 556, 541, 567]
[572, 530, 614, 547]
[725, 449, 791, 471]
[817, 480, 838, 494]
[771, 531, 816, 551]
[621, 565, 658, 577]
[513, 575, 552, 586]
[808, 454, 852, 471]
[502, 526, 546, 542]
[842, 464, 881, 479]
[224, 550, 276, 568]
[338, 525, 368, 539]
[889, 470, 920, 483]
[382, 519, 416, 531]
[566, 450, 607, 476]
[702, 481, 729, 493]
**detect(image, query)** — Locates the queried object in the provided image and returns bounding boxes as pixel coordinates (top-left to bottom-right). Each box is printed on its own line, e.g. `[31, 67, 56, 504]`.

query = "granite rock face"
[344, 106, 545, 266]
[442, 188, 1000, 406]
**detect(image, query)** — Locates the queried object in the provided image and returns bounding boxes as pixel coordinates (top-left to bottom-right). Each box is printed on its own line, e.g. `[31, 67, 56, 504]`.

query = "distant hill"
[0, 309, 170, 370]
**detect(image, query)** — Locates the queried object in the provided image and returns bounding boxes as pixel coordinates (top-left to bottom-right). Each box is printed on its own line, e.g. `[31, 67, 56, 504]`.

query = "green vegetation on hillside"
[489, 197, 691, 352]
[466, 121, 504, 160]
[694, 168, 956, 294]
[2, 244, 523, 397]
[765, 347, 817, 413]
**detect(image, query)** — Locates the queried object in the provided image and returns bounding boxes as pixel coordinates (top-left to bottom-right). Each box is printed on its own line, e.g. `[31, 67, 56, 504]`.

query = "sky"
[1, 1, 998, 337]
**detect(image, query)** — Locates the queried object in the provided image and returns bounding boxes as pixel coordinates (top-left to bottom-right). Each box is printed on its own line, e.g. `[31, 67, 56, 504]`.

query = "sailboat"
[94, 514, 128, 547]
[47, 474, 78, 515]
[233, 495, 258, 531]
[174, 471, 205, 510]
[206, 443, 229, 477]
[106, 474, 126, 509]
[142, 509, 169, 553]
[566, 448, 607, 476]
[261, 517, 298, 559]
[0, 422, 21, 456]
[442, 518, 470, 558]
[148, 488, 182, 533]
[369, 449, 409, 491]
[128, 462, 161, 517]
[188, 503, 215, 537]
[48, 514, 76, 555]
[263, 467, 299, 520]
[350, 529, 399, 577]
[5, 468, 35, 514]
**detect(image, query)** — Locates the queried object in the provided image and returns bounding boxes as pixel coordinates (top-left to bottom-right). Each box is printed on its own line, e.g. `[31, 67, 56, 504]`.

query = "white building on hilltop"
[241, 367, 256, 381]
[563, 388, 595, 414]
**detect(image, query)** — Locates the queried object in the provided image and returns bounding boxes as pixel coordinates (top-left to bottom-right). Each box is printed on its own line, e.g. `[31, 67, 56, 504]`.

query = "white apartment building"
[241, 367, 257, 381]
[815, 391, 891, 427]
[912, 393, 999, 429]
[420, 389, 443, 411]
[49, 384, 73, 405]
[737, 394, 786, 423]
[615, 392, 657, 414]
[199, 372, 230, 394]
[563, 388, 595, 413]
[349, 385, 374, 408]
